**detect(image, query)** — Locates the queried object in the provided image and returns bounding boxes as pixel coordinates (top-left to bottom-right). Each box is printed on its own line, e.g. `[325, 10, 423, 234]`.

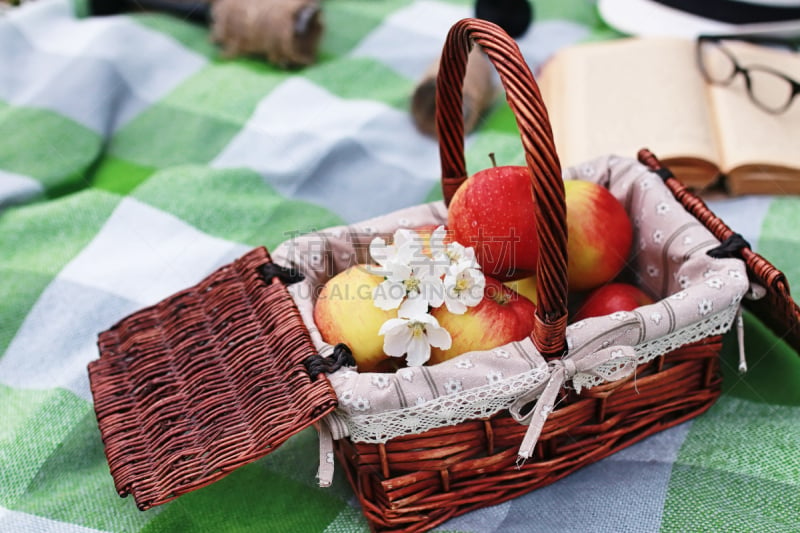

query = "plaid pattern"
[2, 1, 799, 531]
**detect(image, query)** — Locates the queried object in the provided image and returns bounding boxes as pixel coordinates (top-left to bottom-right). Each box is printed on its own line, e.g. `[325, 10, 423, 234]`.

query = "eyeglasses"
[696, 34, 800, 114]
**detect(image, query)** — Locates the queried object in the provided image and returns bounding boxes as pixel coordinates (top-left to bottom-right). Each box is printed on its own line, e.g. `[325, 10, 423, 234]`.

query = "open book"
[537, 37, 800, 195]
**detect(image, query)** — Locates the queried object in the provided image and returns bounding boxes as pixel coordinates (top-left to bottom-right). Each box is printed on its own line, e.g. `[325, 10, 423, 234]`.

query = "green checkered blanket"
[2, 1, 799, 531]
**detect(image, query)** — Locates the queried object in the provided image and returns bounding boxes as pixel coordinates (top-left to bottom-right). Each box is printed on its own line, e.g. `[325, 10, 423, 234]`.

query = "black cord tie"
[707, 233, 751, 259]
[258, 262, 305, 285]
[653, 167, 674, 182]
[305, 344, 357, 380]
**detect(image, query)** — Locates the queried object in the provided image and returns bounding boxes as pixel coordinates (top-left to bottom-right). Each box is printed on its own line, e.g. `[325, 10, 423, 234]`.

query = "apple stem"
[488, 152, 497, 168]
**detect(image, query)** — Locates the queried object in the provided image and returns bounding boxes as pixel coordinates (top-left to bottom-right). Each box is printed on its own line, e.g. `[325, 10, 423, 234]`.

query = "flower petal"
[381, 323, 412, 357]
[405, 335, 432, 366]
[385, 261, 412, 283]
[420, 279, 444, 308]
[373, 281, 405, 310]
[378, 317, 408, 335]
[444, 292, 467, 314]
[425, 324, 452, 350]
[399, 294, 428, 318]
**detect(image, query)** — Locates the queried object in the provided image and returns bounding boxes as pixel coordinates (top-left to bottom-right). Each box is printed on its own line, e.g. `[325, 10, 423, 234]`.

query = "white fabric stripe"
[211, 78, 441, 222]
[0, 505, 109, 533]
[0, 169, 44, 208]
[58, 197, 248, 305]
[349, 1, 472, 80]
[1, 0, 206, 133]
[350, 1, 589, 81]
[1, 197, 247, 399]
[0, 279, 143, 400]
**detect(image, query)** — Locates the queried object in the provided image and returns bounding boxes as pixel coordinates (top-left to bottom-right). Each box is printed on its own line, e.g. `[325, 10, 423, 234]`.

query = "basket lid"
[88, 246, 338, 510]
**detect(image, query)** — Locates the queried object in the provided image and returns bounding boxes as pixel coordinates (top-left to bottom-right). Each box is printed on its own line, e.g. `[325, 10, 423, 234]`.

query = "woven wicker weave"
[89, 247, 338, 510]
[86, 17, 800, 533]
[326, 19, 797, 531]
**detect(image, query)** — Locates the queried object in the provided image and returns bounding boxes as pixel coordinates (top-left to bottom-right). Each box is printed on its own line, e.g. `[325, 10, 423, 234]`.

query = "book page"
[709, 41, 800, 175]
[539, 38, 720, 180]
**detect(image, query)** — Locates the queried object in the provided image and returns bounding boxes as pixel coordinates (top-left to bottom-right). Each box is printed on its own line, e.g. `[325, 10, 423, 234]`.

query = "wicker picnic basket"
[88, 18, 800, 533]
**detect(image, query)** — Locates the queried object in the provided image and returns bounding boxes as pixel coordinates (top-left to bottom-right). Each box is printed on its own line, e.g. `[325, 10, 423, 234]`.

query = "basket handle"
[436, 18, 567, 358]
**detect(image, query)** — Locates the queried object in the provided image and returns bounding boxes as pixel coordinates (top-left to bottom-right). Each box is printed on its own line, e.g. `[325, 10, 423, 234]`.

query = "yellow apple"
[428, 276, 536, 364]
[313, 265, 397, 372]
[504, 275, 538, 304]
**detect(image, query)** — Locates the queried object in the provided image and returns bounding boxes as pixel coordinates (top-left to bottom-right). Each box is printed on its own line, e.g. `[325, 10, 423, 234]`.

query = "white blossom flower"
[378, 297, 452, 366]
[370, 231, 445, 310]
[368, 230, 416, 277]
[610, 311, 629, 321]
[705, 277, 724, 289]
[647, 265, 660, 278]
[415, 396, 427, 406]
[640, 178, 653, 190]
[677, 274, 690, 289]
[671, 291, 688, 300]
[455, 359, 474, 369]
[442, 263, 485, 314]
[650, 312, 663, 325]
[430, 226, 480, 269]
[682, 235, 694, 245]
[656, 202, 671, 215]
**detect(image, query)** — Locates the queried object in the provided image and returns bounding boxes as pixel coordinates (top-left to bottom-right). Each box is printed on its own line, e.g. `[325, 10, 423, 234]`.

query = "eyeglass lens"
[698, 39, 795, 113]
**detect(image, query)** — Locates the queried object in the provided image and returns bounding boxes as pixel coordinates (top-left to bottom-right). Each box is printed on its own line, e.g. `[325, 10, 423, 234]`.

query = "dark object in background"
[410, 0, 534, 137]
[475, 0, 534, 38]
[88, 0, 324, 68]
[88, 0, 210, 23]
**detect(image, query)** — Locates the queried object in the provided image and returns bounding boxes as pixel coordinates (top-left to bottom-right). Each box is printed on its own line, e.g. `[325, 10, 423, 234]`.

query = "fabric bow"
[509, 345, 638, 462]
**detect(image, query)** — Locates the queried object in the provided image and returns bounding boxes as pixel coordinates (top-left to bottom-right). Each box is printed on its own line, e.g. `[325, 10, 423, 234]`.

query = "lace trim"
[333, 305, 738, 444]
[336, 364, 548, 443]
[573, 303, 739, 391]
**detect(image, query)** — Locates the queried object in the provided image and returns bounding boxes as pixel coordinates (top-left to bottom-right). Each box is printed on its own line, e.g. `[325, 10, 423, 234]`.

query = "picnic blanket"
[2, 1, 799, 531]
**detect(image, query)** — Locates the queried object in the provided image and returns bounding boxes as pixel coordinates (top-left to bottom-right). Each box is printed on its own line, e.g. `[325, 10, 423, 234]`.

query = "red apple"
[428, 276, 536, 364]
[573, 282, 654, 322]
[314, 265, 397, 372]
[565, 180, 633, 292]
[448, 165, 538, 281]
